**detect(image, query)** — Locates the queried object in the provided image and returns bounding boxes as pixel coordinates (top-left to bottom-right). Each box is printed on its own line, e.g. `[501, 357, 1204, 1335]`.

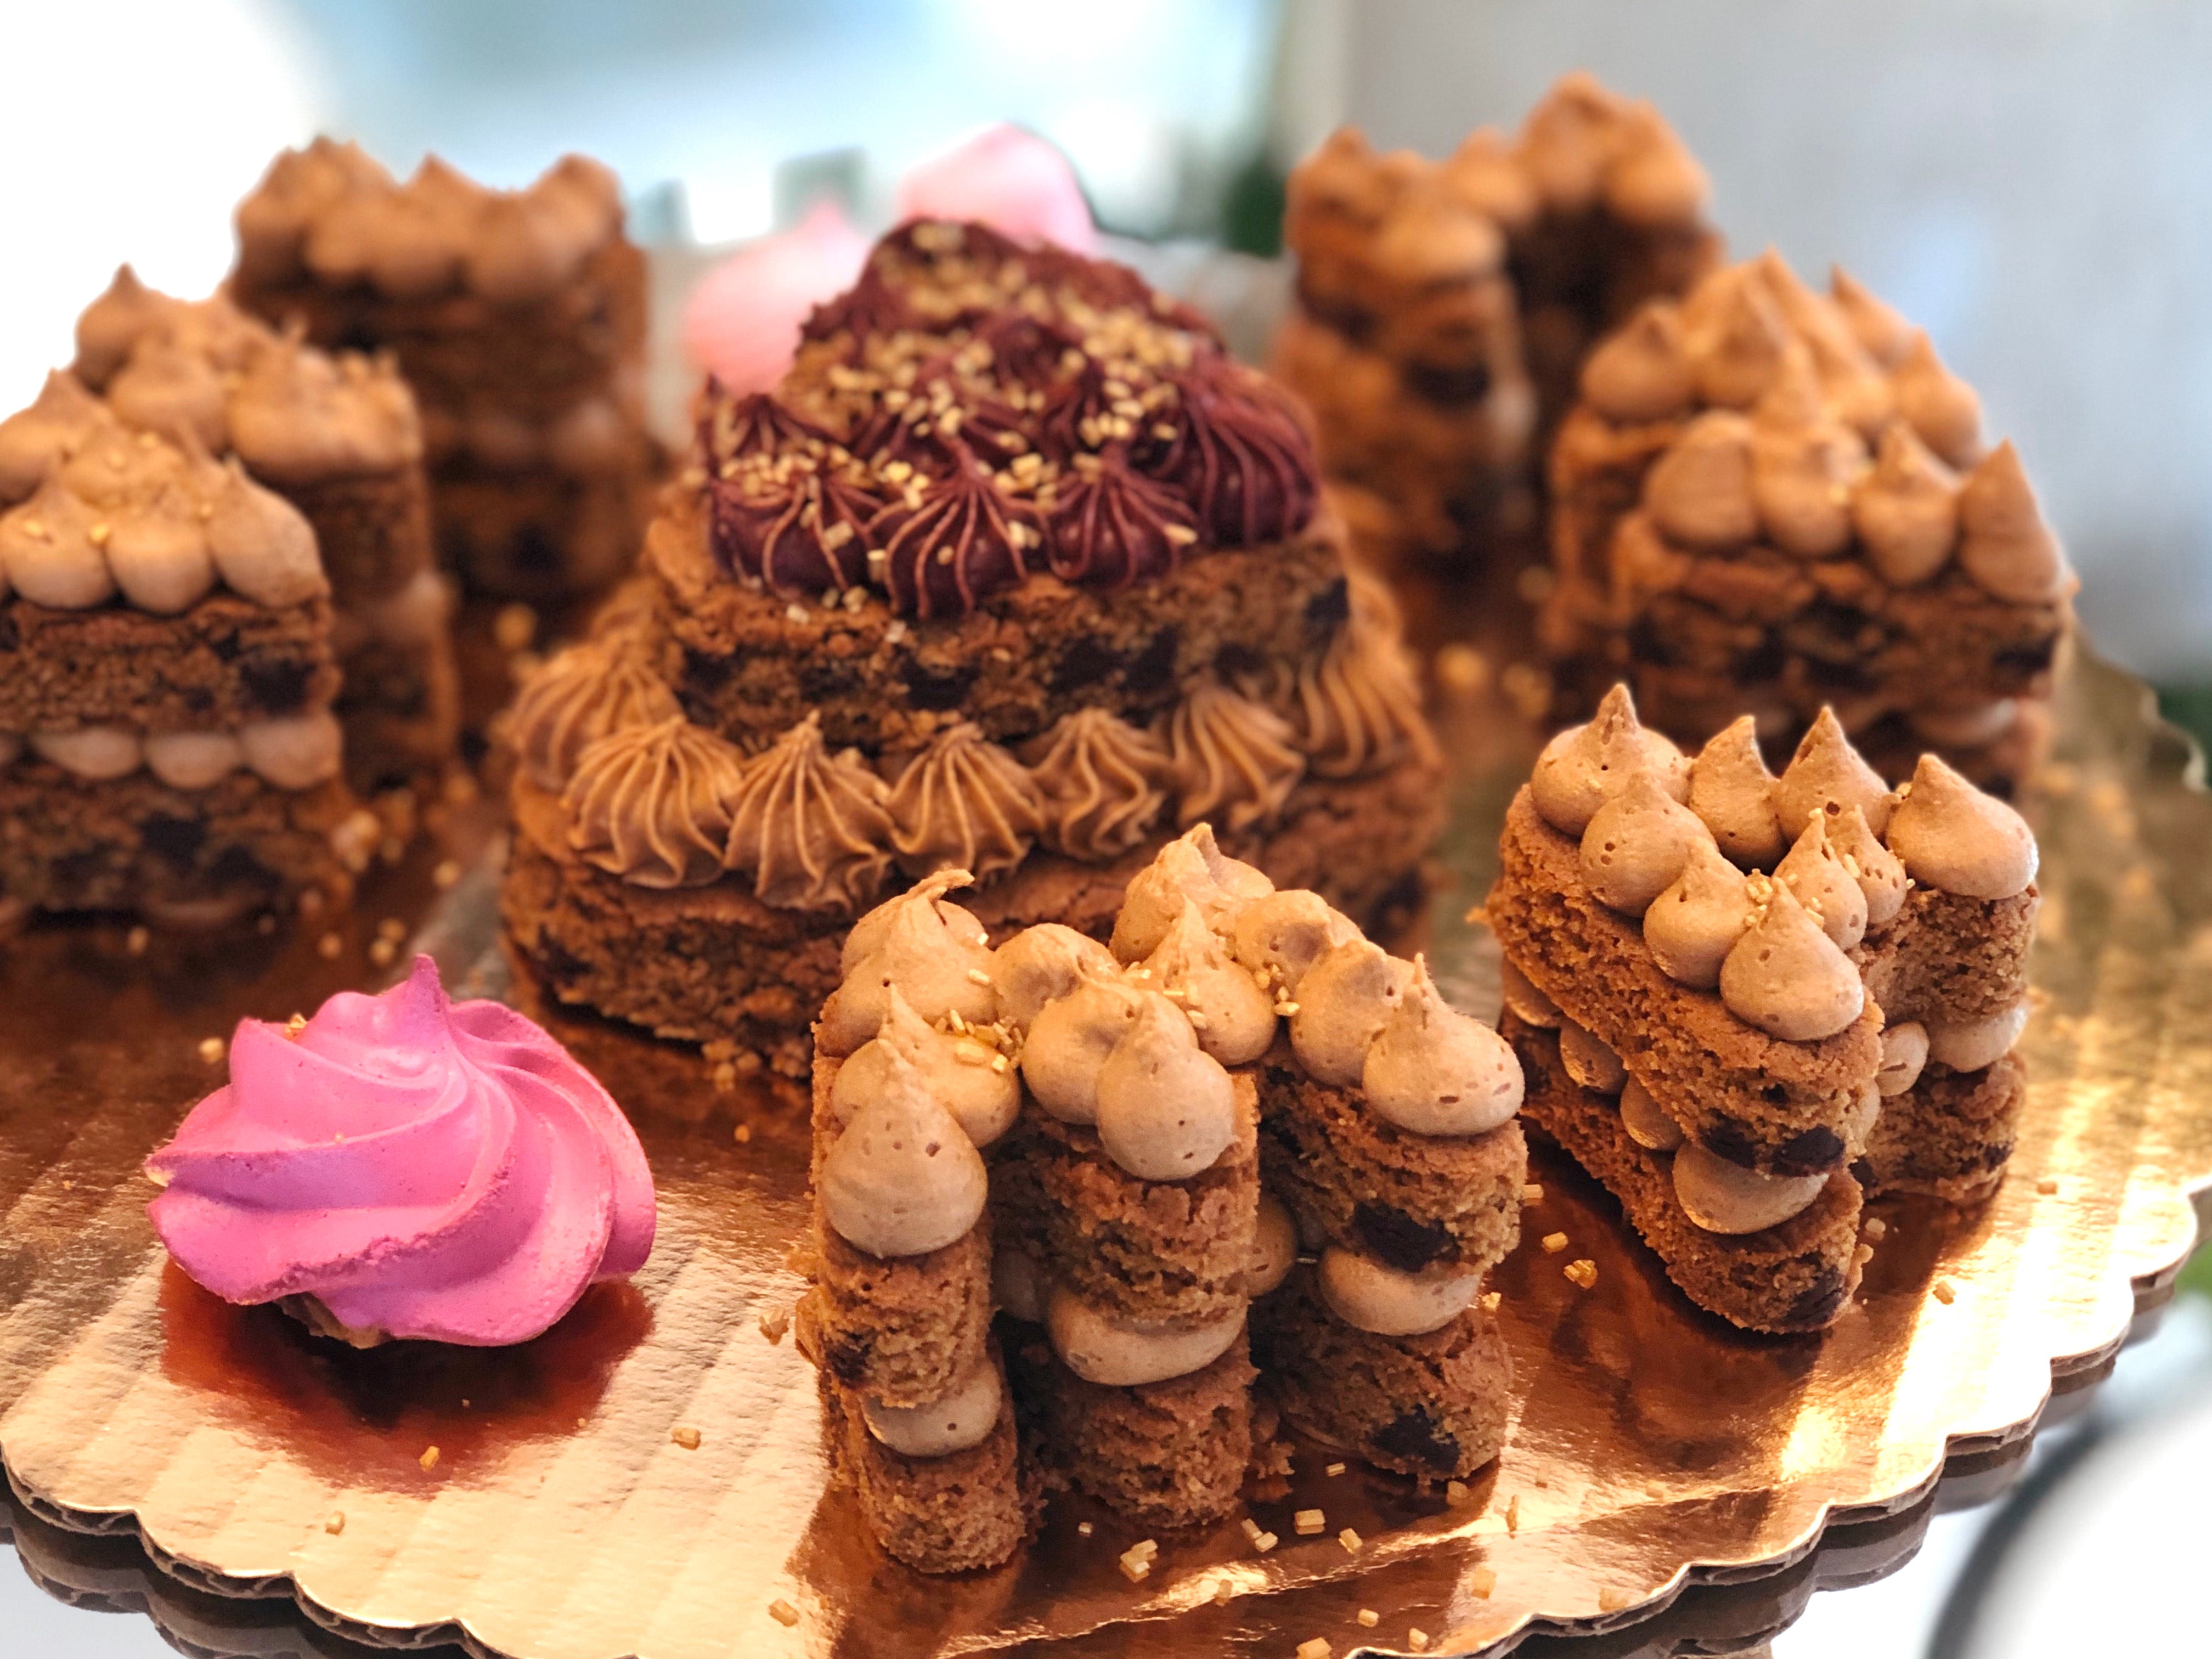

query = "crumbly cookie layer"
[1506, 1014, 1864, 1334]
[1253, 1275, 1511, 1480]
[281, 464, 436, 605]
[0, 592, 340, 734]
[430, 460, 656, 602]
[1860, 1053, 2025, 1204]
[648, 498, 1356, 757]
[994, 1076, 1259, 1326]
[1013, 1334, 1256, 1530]
[1489, 788, 1881, 1175]
[1858, 886, 2039, 1028]
[1257, 1042, 1525, 1274]
[0, 761, 353, 926]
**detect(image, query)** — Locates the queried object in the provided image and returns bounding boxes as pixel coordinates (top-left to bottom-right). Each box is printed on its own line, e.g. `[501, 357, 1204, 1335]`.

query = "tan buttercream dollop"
[1581, 302, 1696, 423]
[207, 460, 329, 607]
[1515, 71, 1620, 212]
[723, 712, 896, 914]
[1245, 1193, 1298, 1297]
[510, 644, 682, 792]
[1022, 969, 1146, 1124]
[240, 711, 344, 789]
[106, 334, 229, 452]
[1773, 817, 1869, 950]
[145, 730, 245, 790]
[1719, 877, 1865, 1041]
[1231, 888, 1358, 998]
[1046, 1288, 1244, 1387]
[1620, 1076, 1685, 1150]
[1750, 403, 1867, 560]
[1854, 424, 1959, 586]
[990, 922, 1116, 1029]
[1830, 268, 1914, 368]
[1688, 715, 1785, 869]
[840, 867, 988, 977]
[1093, 993, 1239, 1181]
[1604, 104, 1711, 228]
[1361, 955, 1523, 1136]
[831, 986, 1019, 1149]
[1580, 766, 1712, 916]
[227, 341, 423, 484]
[819, 1047, 989, 1258]
[1498, 957, 1562, 1028]
[33, 727, 143, 780]
[1673, 1143, 1829, 1234]
[1644, 837, 1752, 989]
[106, 497, 217, 614]
[861, 1360, 1003, 1459]
[1877, 1020, 1929, 1097]
[1690, 278, 1791, 409]
[1884, 752, 2038, 900]
[1926, 1003, 2028, 1073]
[1142, 901, 1278, 1065]
[1165, 682, 1307, 833]
[1557, 1018, 1627, 1094]
[1892, 331, 1983, 469]
[1956, 440, 2074, 605]
[0, 372, 109, 503]
[234, 138, 392, 287]
[0, 482, 112, 608]
[1109, 823, 1273, 962]
[562, 716, 743, 889]
[1317, 1248, 1482, 1337]
[820, 875, 998, 1056]
[72, 266, 176, 387]
[1644, 410, 1758, 549]
[884, 721, 1045, 881]
[1023, 707, 1171, 861]
[1830, 805, 1908, 928]
[1529, 684, 1691, 837]
[1774, 707, 1893, 839]
[464, 157, 619, 306]
[1290, 938, 1412, 1087]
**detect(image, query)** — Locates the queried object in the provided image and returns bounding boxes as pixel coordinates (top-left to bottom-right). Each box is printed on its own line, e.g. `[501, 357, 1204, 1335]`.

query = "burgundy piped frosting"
[699, 220, 1320, 617]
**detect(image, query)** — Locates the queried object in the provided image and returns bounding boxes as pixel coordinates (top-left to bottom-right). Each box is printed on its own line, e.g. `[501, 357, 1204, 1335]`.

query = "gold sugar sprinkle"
[198, 1036, 227, 1064]
[126, 926, 149, 956]
[1481, 1290, 1502, 1312]
[1445, 1480, 1470, 1506]
[1358, 1608, 1379, 1627]
[2037, 1177, 2059, 1195]
[1214, 1578, 1233, 1606]
[1522, 1183, 1544, 1204]
[759, 1306, 790, 1344]
[1077, 1521, 1094, 1538]
[1505, 1494, 1521, 1533]
[1932, 1279, 1957, 1305]
[1325, 1462, 1346, 1477]
[1564, 1258, 1598, 1289]
[671, 1426, 702, 1450]
[1541, 1232, 1568, 1254]
[1337, 1527, 1362, 1554]
[324, 1511, 345, 1536]
[768, 1599, 799, 1628]
[317, 931, 343, 959]
[966, 967, 992, 985]
[285, 1013, 308, 1039]
[1296, 1640, 1331, 1659]
[1599, 1587, 1634, 1612]
[734, 1123, 753, 1143]
[1853, 1244, 1874, 1266]
[1252, 1530, 1278, 1553]
[1239, 1518, 1262, 1543]
[1293, 1508, 1325, 1536]
[1470, 1564, 1497, 1598]
[1865, 1216, 1888, 1238]
[418, 1446, 441, 1472]
[1408, 1633, 1431, 1654]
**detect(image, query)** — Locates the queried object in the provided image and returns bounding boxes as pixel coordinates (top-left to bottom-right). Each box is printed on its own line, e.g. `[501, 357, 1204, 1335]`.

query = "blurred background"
[1, 2, 2208, 1652]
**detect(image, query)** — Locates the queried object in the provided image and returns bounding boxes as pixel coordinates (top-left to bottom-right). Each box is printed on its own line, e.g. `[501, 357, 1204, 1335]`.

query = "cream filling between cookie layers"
[9, 710, 344, 791]
[1045, 1285, 1246, 1387]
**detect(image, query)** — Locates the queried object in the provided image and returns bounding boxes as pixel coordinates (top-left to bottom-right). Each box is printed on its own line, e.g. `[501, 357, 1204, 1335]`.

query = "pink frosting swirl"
[145, 956, 654, 1346]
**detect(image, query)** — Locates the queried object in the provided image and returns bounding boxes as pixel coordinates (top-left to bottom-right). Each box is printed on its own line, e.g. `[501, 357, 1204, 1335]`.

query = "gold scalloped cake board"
[1, 642, 2208, 1659]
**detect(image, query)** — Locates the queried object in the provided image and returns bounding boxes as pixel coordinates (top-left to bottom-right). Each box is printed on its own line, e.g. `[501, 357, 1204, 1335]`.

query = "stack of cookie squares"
[500, 220, 1443, 1079]
[0, 383, 366, 927]
[63, 270, 459, 796]
[227, 139, 656, 601]
[795, 824, 1527, 1571]
[1539, 249, 2075, 794]
[1274, 71, 1720, 572]
[1485, 685, 2039, 1334]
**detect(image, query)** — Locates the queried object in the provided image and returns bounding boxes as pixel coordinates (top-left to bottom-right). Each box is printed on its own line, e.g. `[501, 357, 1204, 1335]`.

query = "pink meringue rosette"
[145, 955, 655, 1347]
[681, 199, 870, 397]
[894, 124, 1097, 255]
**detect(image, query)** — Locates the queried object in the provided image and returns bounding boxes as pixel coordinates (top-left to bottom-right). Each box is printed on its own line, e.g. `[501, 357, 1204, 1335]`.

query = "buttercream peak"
[1892, 330, 1982, 469]
[1829, 804, 1908, 927]
[1530, 682, 1690, 837]
[1854, 422, 1959, 586]
[1830, 267, 1913, 367]
[1774, 708, 1891, 840]
[1689, 715, 1784, 869]
[1644, 836, 1752, 988]
[1884, 753, 2038, 899]
[1644, 409, 1757, 548]
[1581, 302, 1695, 423]
[1362, 953, 1522, 1136]
[1580, 765, 1712, 915]
[1956, 439, 2074, 605]
[820, 1048, 989, 1258]
[1773, 815, 1869, 950]
[724, 713, 895, 915]
[562, 716, 745, 890]
[1719, 877, 1865, 1041]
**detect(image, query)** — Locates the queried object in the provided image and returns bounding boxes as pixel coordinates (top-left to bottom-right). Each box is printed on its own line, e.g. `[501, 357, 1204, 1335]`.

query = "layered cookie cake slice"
[800, 877, 1033, 1573]
[0, 413, 366, 928]
[1488, 687, 2039, 1332]
[1275, 72, 1719, 572]
[228, 141, 656, 600]
[1539, 250, 2075, 792]
[503, 220, 1443, 1076]
[58, 273, 459, 795]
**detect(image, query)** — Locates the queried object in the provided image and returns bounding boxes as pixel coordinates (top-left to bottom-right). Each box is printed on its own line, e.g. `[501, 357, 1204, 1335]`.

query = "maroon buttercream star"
[710, 459, 886, 594]
[1046, 450, 1197, 588]
[866, 450, 1039, 617]
[1148, 359, 1319, 547]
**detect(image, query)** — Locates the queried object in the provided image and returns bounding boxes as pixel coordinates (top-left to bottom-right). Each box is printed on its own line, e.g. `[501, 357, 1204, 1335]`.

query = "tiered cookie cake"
[1275, 72, 1721, 572]
[798, 828, 1525, 1571]
[63, 271, 459, 796]
[228, 140, 656, 601]
[1539, 250, 2075, 792]
[1486, 686, 2038, 1332]
[502, 220, 1444, 1076]
[0, 397, 370, 928]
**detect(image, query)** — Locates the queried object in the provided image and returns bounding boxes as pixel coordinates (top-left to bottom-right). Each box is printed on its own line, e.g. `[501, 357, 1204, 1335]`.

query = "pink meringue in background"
[146, 955, 655, 1348]
[895, 124, 1096, 255]
[681, 198, 870, 397]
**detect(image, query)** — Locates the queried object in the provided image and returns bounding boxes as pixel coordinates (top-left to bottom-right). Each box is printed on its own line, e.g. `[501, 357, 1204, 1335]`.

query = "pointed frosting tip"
[1884, 753, 2038, 899]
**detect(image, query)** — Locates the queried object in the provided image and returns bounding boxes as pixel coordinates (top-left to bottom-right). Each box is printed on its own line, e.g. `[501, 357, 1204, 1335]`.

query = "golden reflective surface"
[1, 642, 2207, 1659]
